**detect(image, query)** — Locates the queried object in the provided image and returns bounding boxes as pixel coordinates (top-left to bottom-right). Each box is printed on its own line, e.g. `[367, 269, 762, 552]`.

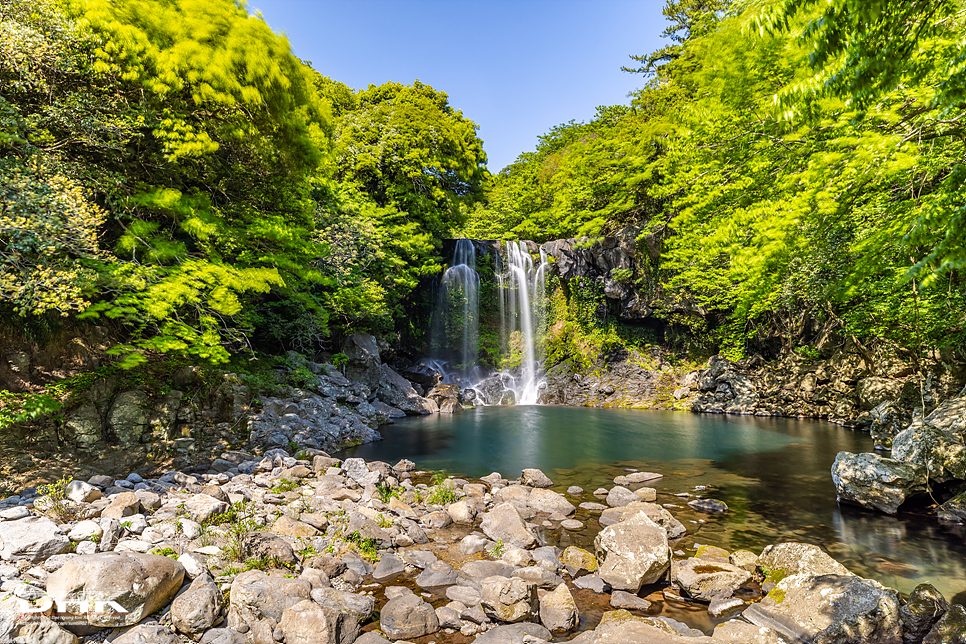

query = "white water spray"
[499, 241, 549, 404]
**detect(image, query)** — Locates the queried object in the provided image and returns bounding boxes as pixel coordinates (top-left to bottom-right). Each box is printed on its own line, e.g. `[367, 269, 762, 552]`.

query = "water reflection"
[340, 406, 966, 599]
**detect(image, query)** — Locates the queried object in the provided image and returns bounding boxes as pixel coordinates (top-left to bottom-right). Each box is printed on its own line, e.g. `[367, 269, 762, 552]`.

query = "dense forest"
[2, 0, 965, 423]
[465, 0, 966, 362]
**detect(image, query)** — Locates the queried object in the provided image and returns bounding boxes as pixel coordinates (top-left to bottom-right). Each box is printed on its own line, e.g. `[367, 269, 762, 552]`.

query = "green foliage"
[376, 484, 399, 504]
[793, 345, 821, 361]
[344, 530, 380, 562]
[271, 478, 299, 494]
[427, 484, 459, 506]
[37, 476, 79, 524]
[0, 391, 62, 431]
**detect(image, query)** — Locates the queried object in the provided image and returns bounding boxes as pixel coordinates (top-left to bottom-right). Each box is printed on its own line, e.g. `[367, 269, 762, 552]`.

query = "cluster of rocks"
[690, 346, 963, 426]
[833, 386, 966, 517]
[2, 452, 964, 644]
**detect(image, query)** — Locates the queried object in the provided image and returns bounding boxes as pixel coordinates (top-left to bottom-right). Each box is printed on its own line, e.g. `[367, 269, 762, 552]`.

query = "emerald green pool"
[341, 405, 966, 603]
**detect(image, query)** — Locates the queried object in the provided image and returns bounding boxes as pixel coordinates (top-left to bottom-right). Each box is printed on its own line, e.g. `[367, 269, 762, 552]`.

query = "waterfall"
[500, 241, 549, 404]
[430, 239, 480, 381]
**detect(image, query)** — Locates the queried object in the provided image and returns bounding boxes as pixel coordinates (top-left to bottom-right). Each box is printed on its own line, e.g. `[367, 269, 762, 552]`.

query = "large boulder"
[675, 558, 751, 601]
[892, 424, 966, 481]
[480, 575, 539, 623]
[171, 574, 224, 640]
[379, 593, 440, 640]
[46, 552, 185, 627]
[279, 599, 359, 644]
[594, 510, 670, 592]
[227, 570, 311, 628]
[756, 542, 852, 579]
[539, 582, 578, 633]
[0, 515, 70, 562]
[376, 364, 438, 415]
[743, 574, 901, 644]
[857, 377, 903, 410]
[900, 583, 949, 644]
[580, 610, 716, 643]
[923, 604, 966, 644]
[831, 451, 928, 514]
[869, 401, 907, 449]
[527, 488, 575, 515]
[472, 623, 553, 644]
[480, 502, 537, 549]
[108, 390, 152, 446]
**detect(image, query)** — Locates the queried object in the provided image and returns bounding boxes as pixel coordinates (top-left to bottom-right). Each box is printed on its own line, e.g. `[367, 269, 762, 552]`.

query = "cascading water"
[429, 240, 480, 382]
[498, 241, 549, 404]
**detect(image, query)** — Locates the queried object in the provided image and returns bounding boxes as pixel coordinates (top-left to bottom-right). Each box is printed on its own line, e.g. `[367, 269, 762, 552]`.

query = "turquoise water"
[341, 406, 966, 601]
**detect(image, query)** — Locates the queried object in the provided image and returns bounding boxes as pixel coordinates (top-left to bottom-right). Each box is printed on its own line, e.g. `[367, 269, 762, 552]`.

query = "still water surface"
[341, 405, 966, 601]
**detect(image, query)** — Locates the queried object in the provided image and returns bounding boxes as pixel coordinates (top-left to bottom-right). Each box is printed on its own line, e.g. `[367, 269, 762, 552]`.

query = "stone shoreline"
[1, 447, 963, 644]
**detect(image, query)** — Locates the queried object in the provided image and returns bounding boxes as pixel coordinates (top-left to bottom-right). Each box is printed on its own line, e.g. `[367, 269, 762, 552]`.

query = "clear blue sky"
[250, 0, 669, 172]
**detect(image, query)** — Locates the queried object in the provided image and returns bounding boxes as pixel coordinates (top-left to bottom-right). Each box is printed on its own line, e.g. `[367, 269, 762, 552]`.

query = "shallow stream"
[341, 406, 966, 605]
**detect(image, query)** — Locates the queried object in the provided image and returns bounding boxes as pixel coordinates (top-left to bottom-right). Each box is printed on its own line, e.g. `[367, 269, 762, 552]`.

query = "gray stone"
[743, 574, 901, 644]
[857, 377, 903, 410]
[458, 533, 489, 555]
[892, 424, 966, 481]
[756, 542, 852, 579]
[621, 502, 686, 539]
[46, 552, 185, 627]
[512, 566, 564, 589]
[239, 531, 297, 566]
[539, 582, 578, 633]
[687, 498, 728, 514]
[480, 502, 537, 549]
[480, 575, 539, 623]
[279, 599, 359, 644]
[832, 451, 928, 514]
[101, 491, 141, 518]
[595, 510, 670, 592]
[610, 590, 651, 611]
[436, 605, 461, 629]
[708, 597, 746, 618]
[923, 604, 966, 644]
[605, 486, 639, 508]
[372, 553, 405, 582]
[352, 634, 390, 644]
[66, 481, 102, 504]
[228, 570, 311, 628]
[675, 558, 751, 601]
[198, 629, 247, 644]
[415, 560, 458, 588]
[172, 574, 223, 640]
[521, 469, 553, 488]
[380, 593, 439, 640]
[573, 574, 608, 593]
[108, 390, 152, 447]
[310, 587, 374, 623]
[446, 584, 481, 606]
[183, 494, 229, 523]
[901, 583, 949, 644]
[0, 515, 70, 562]
[64, 403, 103, 450]
[527, 488, 575, 515]
[112, 624, 181, 644]
[472, 623, 552, 644]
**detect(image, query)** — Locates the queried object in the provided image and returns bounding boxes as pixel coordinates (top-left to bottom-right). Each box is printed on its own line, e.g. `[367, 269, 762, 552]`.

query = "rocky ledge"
[1, 453, 963, 644]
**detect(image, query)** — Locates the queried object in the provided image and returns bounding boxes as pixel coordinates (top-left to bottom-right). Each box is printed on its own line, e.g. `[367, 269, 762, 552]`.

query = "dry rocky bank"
[2, 448, 964, 644]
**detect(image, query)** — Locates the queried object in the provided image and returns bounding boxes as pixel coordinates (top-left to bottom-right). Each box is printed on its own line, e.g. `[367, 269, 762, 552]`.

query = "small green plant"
[375, 513, 393, 529]
[151, 546, 179, 559]
[331, 353, 349, 370]
[120, 521, 132, 529]
[431, 470, 448, 486]
[793, 344, 821, 360]
[376, 484, 399, 504]
[287, 440, 300, 455]
[611, 267, 634, 283]
[427, 485, 459, 506]
[297, 544, 318, 559]
[345, 530, 380, 562]
[36, 476, 78, 524]
[271, 478, 299, 494]
[487, 539, 506, 558]
[90, 534, 100, 544]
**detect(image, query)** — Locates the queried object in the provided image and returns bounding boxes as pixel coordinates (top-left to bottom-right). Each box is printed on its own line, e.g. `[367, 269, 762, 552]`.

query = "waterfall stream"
[430, 239, 480, 380]
[499, 241, 549, 404]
